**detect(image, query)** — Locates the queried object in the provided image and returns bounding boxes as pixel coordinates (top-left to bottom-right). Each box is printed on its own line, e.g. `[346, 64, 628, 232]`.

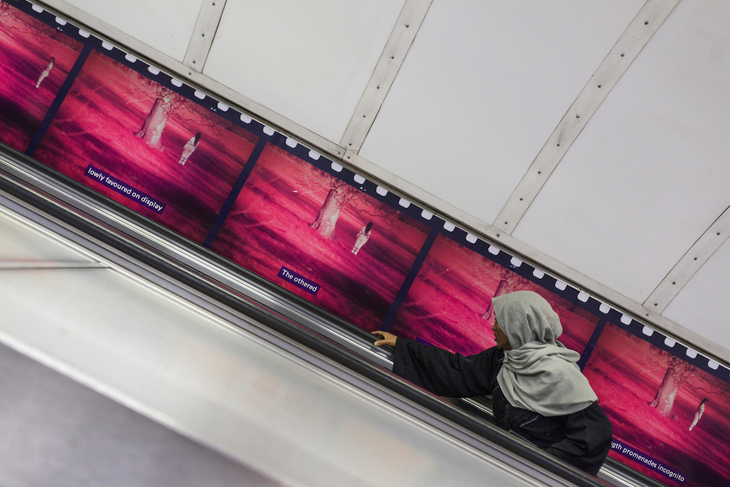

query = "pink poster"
[211, 144, 430, 331]
[0, 2, 83, 151]
[33, 50, 258, 243]
[584, 323, 730, 486]
[389, 235, 599, 356]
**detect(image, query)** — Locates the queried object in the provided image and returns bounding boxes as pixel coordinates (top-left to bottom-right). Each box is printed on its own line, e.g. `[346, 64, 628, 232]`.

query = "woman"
[35, 56, 54, 89]
[689, 398, 708, 431]
[351, 222, 373, 255]
[178, 132, 201, 165]
[373, 291, 612, 475]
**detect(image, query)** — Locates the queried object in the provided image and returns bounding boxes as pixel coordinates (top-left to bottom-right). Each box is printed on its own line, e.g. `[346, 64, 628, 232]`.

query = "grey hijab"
[494, 291, 597, 417]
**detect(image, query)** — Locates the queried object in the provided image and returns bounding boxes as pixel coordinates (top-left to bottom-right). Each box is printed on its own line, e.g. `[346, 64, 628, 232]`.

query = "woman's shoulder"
[479, 345, 505, 361]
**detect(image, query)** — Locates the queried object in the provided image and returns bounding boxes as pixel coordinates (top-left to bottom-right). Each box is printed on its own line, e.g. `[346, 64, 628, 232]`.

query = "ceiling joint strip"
[644, 206, 730, 313]
[493, 0, 681, 235]
[338, 0, 433, 153]
[182, 0, 228, 73]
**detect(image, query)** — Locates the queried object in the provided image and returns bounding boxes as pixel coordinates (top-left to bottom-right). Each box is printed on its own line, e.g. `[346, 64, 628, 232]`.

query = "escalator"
[0, 142, 663, 487]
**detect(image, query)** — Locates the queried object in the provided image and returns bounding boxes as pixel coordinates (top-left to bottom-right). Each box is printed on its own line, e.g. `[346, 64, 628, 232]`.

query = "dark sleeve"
[544, 402, 613, 476]
[392, 338, 501, 398]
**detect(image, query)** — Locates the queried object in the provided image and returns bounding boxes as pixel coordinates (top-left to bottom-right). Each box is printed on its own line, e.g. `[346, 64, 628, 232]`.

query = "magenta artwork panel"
[389, 235, 598, 356]
[33, 50, 258, 243]
[0, 2, 83, 151]
[584, 323, 730, 487]
[211, 144, 430, 331]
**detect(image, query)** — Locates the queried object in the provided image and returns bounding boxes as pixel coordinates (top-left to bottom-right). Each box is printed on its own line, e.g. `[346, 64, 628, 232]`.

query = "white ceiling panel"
[0, 212, 94, 264]
[204, 0, 406, 143]
[663, 238, 730, 354]
[359, 0, 644, 224]
[514, 0, 730, 303]
[60, 0, 204, 61]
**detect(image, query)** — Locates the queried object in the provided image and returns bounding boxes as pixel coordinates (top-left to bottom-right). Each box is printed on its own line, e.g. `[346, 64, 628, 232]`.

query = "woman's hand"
[372, 331, 398, 347]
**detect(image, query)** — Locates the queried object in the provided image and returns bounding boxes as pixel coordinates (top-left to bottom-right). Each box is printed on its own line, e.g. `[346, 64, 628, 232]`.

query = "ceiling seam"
[182, 0, 228, 74]
[338, 0, 433, 154]
[644, 205, 730, 313]
[493, 0, 682, 235]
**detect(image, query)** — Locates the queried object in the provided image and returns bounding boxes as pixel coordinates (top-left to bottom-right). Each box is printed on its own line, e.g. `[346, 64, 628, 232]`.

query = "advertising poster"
[0, 2, 83, 152]
[584, 323, 730, 487]
[33, 50, 258, 243]
[389, 234, 599, 356]
[211, 144, 431, 331]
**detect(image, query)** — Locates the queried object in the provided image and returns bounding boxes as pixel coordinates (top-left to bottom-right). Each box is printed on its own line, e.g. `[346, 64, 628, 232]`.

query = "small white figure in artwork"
[178, 132, 201, 166]
[689, 398, 708, 431]
[351, 222, 373, 255]
[36, 56, 54, 88]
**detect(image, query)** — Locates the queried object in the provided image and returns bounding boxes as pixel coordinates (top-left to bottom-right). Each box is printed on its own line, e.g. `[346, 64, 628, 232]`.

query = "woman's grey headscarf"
[493, 291, 597, 417]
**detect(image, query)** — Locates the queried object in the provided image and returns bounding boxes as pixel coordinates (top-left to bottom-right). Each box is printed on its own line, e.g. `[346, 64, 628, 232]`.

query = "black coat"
[393, 338, 612, 476]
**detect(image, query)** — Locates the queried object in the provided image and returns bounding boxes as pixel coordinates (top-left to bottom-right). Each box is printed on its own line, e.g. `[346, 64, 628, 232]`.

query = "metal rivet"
[188, 72, 192, 75]
[644, 21, 649, 25]
[337, 151, 341, 154]
[672, 281, 676, 285]
[654, 303, 658, 306]
[717, 232, 721, 235]
[504, 221, 508, 225]
[405, 24, 409, 28]
[694, 257, 698, 260]
[496, 233, 500, 237]
[362, 114, 366, 118]
[576, 114, 580, 118]
[348, 143, 352, 146]
[557, 143, 560, 146]
[621, 53, 625, 57]
[376, 85, 380, 89]
[202, 33, 205, 37]
[390, 56, 394, 59]
[598, 84, 602, 88]
[538, 171, 542, 174]
[519, 198, 523, 201]
[192, 60, 196, 64]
